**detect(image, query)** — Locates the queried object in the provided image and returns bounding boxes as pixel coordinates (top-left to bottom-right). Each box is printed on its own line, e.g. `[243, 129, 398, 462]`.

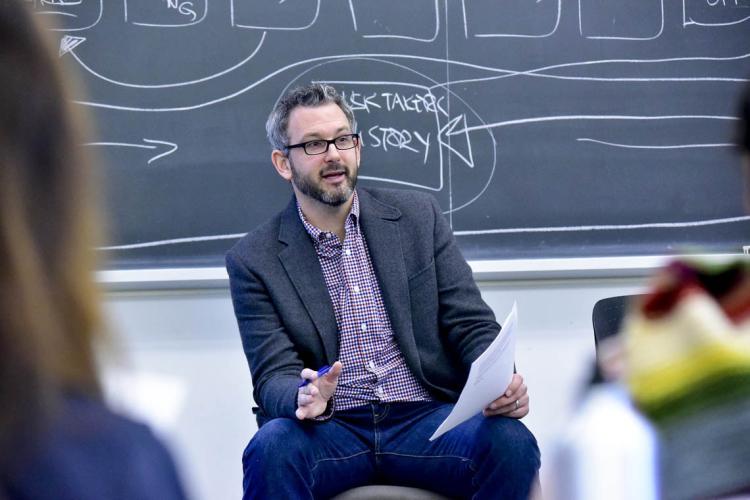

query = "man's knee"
[243, 418, 307, 472]
[481, 418, 541, 473]
[242, 418, 316, 498]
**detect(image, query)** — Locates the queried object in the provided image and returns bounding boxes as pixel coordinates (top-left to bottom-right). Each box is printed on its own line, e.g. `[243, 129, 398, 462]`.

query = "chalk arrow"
[59, 35, 86, 57]
[84, 138, 178, 165]
[439, 114, 474, 168]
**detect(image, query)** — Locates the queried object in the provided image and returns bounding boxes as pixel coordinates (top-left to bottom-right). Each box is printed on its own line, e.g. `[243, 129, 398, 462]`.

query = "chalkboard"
[35, 0, 750, 268]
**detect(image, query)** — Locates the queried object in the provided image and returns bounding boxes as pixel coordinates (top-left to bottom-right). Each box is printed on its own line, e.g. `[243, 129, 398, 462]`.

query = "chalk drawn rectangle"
[462, 0, 561, 38]
[579, 0, 664, 40]
[332, 81, 446, 192]
[231, 0, 320, 31]
[36, 0, 102, 31]
[349, 0, 439, 42]
[682, 0, 750, 27]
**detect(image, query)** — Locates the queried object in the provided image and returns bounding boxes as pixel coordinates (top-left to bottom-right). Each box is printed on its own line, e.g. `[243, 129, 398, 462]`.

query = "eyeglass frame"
[285, 133, 360, 156]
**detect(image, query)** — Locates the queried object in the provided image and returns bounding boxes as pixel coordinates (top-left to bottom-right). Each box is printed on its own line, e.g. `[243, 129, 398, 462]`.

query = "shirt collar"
[297, 190, 360, 245]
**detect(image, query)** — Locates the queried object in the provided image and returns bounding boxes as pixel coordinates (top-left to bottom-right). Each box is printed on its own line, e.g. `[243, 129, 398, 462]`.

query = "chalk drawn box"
[35, 0, 102, 31]
[462, 0, 561, 39]
[231, 0, 319, 31]
[578, 0, 664, 40]
[349, 0, 439, 42]
[682, 0, 750, 27]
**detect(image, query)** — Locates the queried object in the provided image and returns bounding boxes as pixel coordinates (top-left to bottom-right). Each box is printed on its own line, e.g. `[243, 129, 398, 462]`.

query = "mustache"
[320, 164, 349, 177]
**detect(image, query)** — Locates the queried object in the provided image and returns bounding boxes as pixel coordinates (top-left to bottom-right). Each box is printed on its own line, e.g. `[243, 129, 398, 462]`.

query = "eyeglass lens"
[304, 134, 358, 155]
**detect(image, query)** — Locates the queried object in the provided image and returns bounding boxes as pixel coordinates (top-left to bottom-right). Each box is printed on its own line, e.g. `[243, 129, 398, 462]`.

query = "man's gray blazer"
[226, 187, 501, 423]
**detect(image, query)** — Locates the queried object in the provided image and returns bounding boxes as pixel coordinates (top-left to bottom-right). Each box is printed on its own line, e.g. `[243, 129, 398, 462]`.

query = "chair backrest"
[592, 294, 644, 348]
[331, 485, 450, 500]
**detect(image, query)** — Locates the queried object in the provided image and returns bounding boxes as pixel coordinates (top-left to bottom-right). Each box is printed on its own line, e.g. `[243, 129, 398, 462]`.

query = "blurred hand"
[483, 373, 529, 419]
[295, 361, 342, 420]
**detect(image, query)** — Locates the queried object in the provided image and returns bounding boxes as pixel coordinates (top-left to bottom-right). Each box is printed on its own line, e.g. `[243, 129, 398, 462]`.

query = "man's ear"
[271, 150, 292, 182]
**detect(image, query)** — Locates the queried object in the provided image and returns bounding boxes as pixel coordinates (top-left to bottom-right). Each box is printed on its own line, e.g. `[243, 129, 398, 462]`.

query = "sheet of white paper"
[429, 302, 518, 441]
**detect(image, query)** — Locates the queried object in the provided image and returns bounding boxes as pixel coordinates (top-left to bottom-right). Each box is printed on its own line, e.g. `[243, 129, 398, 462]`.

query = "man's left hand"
[483, 373, 529, 419]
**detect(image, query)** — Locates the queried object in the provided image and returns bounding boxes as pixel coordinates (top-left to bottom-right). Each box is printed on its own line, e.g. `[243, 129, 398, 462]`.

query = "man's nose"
[324, 142, 342, 162]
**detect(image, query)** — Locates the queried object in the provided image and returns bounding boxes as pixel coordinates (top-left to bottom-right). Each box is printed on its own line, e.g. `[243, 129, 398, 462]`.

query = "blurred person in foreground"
[0, 1, 187, 499]
[603, 83, 750, 499]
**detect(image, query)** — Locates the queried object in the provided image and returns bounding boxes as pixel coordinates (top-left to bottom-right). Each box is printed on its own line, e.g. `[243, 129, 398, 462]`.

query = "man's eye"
[307, 140, 326, 149]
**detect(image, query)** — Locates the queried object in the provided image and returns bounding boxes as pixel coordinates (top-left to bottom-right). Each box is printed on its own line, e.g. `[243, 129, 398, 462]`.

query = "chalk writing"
[124, 0, 206, 27]
[344, 90, 448, 116]
[683, 0, 750, 26]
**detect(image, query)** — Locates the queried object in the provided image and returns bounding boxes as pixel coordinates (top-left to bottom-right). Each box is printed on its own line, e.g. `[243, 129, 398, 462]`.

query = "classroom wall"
[101, 274, 649, 500]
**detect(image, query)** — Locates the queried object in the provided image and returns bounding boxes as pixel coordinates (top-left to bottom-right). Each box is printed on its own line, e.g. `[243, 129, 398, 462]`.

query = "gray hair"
[266, 82, 356, 151]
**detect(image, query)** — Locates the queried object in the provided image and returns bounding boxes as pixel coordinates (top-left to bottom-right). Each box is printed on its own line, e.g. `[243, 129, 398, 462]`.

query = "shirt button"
[353, 285, 360, 294]
[376, 387, 386, 397]
[368, 360, 376, 372]
[361, 323, 367, 332]
[345, 249, 352, 256]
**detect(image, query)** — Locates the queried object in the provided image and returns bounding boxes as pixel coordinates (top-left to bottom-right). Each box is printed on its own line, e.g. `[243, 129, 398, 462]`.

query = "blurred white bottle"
[548, 382, 659, 500]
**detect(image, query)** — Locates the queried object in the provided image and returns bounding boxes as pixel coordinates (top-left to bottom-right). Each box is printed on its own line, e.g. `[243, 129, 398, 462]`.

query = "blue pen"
[298, 365, 331, 388]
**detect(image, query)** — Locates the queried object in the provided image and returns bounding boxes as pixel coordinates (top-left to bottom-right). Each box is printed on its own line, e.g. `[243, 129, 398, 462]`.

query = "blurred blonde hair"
[0, 0, 104, 458]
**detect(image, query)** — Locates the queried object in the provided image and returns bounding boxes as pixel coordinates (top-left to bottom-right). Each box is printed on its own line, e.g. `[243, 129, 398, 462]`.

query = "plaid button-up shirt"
[297, 191, 433, 412]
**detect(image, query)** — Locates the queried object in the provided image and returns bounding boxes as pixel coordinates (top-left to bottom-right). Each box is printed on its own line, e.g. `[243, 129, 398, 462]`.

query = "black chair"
[591, 294, 645, 347]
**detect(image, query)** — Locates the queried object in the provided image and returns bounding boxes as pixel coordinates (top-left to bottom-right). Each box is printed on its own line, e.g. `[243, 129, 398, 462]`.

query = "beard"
[289, 160, 358, 207]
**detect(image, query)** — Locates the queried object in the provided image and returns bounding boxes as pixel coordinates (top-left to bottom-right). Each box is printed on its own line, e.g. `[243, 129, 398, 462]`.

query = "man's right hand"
[295, 361, 342, 420]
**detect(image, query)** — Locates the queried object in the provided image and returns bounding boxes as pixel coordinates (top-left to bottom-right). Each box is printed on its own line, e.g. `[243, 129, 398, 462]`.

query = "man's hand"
[483, 373, 529, 419]
[295, 361, 343, 420]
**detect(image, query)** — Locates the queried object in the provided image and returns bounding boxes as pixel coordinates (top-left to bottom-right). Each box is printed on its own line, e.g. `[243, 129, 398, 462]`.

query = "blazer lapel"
[358, 190, 423, 378]
[277, 198, 339, 362]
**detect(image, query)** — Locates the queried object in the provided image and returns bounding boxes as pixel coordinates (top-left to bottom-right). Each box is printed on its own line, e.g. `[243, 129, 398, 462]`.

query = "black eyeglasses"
[286, 133, 359, 156]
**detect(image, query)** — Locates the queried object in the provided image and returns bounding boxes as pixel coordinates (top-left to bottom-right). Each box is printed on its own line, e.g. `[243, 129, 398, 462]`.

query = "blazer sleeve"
[226, 248, 302, 421]
[429, 195, 501, 366]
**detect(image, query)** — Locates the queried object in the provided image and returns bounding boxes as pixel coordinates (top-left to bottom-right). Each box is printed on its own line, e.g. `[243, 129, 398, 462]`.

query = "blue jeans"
[243, 401, 540, 499]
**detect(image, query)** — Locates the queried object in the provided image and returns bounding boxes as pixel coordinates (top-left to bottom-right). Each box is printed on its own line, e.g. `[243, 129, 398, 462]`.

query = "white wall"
[100, 273, 650, 500]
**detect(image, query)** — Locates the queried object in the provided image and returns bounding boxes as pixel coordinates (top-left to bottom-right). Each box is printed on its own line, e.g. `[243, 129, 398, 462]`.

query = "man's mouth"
[321, 168, 347, 181]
